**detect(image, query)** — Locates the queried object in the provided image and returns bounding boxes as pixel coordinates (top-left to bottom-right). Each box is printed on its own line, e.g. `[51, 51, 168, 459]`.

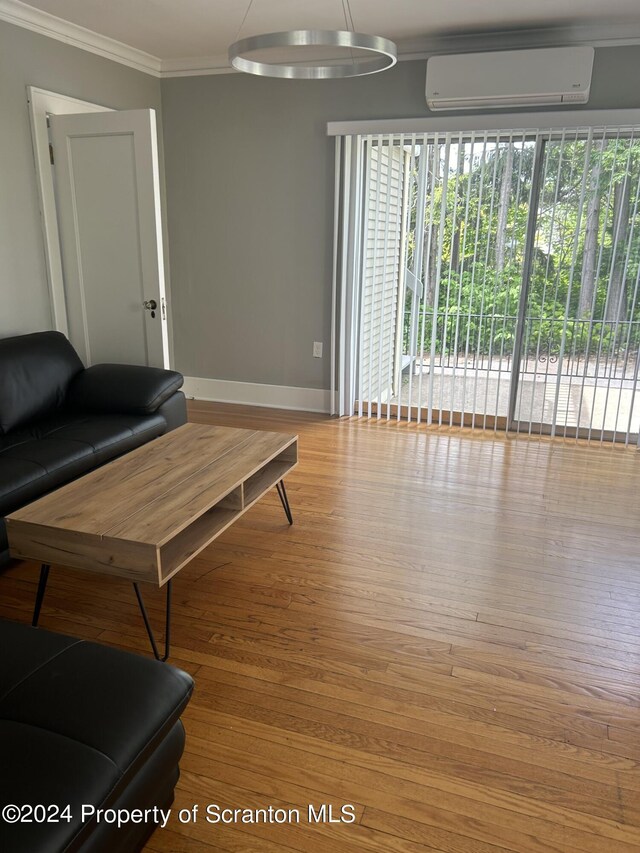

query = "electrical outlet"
[313, 341, 323, 358]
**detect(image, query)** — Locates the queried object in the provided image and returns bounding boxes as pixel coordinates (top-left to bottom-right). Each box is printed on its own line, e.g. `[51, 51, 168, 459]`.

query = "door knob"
[143, 299, 157, 318]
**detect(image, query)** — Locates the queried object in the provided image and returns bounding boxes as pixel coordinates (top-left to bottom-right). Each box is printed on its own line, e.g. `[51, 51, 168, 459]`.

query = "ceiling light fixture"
[228, 0, 397, 80]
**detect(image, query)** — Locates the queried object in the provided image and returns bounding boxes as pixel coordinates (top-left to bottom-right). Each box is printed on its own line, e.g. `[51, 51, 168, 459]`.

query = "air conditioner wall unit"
[426, 47, 594, 111]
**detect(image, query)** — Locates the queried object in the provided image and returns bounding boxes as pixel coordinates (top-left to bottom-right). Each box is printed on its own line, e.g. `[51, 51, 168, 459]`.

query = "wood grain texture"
[1, 400, 640, 853]
[6, 423, 297, 584]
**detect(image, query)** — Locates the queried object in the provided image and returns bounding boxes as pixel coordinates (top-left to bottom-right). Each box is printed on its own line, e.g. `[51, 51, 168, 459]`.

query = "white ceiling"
[8, 0, 640, 75]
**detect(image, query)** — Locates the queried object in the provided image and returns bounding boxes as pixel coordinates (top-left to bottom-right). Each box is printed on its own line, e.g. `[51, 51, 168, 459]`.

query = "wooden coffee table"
[6, 423, 298, 659]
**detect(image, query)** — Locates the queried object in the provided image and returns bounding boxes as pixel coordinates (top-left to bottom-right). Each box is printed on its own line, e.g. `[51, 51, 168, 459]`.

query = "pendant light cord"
[342, 0, 356, 66]
[237, 0, 355, 40]
[238, 0, 356, 47]
[342, 0, 356, 32]
[235, 0, 255, 42]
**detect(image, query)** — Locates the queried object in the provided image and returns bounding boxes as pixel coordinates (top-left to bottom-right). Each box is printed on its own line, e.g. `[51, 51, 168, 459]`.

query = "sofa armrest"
[66, 364, 184, 416]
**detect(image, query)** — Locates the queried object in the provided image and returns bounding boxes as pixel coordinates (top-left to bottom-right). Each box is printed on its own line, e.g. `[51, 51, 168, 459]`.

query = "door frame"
[27, 86, 114, 336]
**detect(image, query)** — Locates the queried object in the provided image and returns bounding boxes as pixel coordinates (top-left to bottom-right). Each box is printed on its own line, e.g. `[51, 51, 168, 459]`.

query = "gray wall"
[161, 45, 640, 392]
[2, 24, 638, 387]
[0, 20, 162, 338]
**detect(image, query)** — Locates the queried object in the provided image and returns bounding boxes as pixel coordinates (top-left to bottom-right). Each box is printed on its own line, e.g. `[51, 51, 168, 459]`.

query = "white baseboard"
[183, 376, 331, 414]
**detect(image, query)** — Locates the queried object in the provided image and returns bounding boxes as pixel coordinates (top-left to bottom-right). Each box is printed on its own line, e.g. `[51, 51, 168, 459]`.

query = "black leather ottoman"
[0, 619, 193, 852]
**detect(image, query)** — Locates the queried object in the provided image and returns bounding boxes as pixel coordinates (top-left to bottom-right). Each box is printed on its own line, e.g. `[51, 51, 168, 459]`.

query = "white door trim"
[27, 86, 112, 336]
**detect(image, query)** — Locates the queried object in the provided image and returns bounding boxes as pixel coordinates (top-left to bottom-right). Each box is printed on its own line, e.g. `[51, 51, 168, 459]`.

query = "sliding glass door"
[405, 133, 536, 428]
[358, 132, 538, 425]
[337, 122, 640, 444]
[513, 130, 640, 442]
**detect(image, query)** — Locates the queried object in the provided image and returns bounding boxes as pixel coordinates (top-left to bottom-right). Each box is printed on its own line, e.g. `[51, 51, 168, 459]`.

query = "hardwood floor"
[2, 401, 640, 852]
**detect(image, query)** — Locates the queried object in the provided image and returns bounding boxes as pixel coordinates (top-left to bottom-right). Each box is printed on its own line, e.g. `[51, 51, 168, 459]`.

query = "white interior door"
[49, 109, 169, 368]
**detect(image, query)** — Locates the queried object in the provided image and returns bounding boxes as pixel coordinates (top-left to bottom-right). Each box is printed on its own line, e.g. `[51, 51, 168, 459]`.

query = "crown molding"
[0, 0, 161, 76]
[161, 53, 234, 77]
[394, 23, 640, 59]
[1, 1, 640, 81]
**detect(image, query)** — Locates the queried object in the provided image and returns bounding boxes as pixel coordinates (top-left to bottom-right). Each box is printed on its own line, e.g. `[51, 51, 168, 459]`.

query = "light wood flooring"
[1, 401, 640, 853]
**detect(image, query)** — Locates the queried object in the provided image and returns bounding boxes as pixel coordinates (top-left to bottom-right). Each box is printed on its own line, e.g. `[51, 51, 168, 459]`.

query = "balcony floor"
[379, 359, 640, 436]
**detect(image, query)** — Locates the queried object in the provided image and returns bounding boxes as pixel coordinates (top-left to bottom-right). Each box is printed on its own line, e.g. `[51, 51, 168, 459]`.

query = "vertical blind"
[333, 123, 640, 445]
[359, 143, 406, 409]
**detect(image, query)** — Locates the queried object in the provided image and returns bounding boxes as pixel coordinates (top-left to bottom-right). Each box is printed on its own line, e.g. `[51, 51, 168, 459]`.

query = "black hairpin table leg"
[276, 479, 293, 525]
[133, 580, 172, 661]
[32, 563, 51, 627]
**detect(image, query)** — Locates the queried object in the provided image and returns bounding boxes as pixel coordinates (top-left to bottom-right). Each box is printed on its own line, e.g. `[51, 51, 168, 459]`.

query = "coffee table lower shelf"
[28, 478, 294, 661]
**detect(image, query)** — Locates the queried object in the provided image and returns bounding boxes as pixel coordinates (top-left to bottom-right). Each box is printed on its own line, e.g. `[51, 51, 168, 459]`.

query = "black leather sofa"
[0, 618, 193, 852]
[0, 331, 187, 567]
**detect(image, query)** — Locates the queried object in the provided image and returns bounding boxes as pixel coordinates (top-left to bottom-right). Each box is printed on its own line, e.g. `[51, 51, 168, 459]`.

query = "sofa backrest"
[0, 331, 84, 433]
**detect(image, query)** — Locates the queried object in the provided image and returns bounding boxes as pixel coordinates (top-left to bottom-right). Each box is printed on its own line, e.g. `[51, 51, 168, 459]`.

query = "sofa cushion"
[0, 457, 49, 512]
[0, 332, 84, 433]
[0, 413, 165, 517]
[30, 411, 166, 453]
